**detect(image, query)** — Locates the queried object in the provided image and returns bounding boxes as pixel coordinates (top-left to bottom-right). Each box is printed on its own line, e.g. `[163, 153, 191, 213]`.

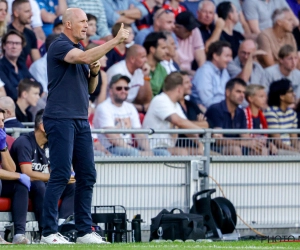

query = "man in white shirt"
[143, 72, 207, 155]
[106, 44, 152, 113]
[93, 74, 170, 157]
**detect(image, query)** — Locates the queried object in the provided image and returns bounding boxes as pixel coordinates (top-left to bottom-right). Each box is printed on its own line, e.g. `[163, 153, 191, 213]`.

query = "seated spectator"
[143, 72, 206, 155]
[135, 8, 175, 45]
[174, 11, 205, 71]
[163, 0, 186, 17]
[197, 0, 224, 50]
[242, 0, 298, 36]
[0, 30, 34, 101]
[107, 44, 152, 112]
[16, 79, 41, 123]
[191, 41, 232, 108]
[244, 84, 277, 155]
[160, 31, 180, 74]
[265, 45, 300, 99]
[257, 8, 297, 68]
[39, 16, 63, 56]
[93, 74, 170, 157]
[10, 109, 75, 238]
[37, 0, 67, 37]
[206, 78, 264, 155]
[135, 0, 163, 30]
[216, 1, 244, 58]
[80, 13, 97, 49]
[227, 39, 267, 87]
[7, 0, 46, 42]
[8, 0, 41, 65]
[264, 79, 300, 154]
[0, 108, 31, 244]
[30, 34, 59, 96]
[143, 32, 168, 97]
[85, 43, 108, 105]
[103, 0, 148, 32]
[0, 0, 8, 58]
[106, 22, 134, 70]
[0, 96, 24, 129]
[67, 0, 112, 40]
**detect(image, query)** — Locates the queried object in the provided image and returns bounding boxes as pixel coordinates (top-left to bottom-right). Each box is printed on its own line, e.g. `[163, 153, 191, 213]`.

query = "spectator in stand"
[265, 45, 300, 99]
[242, 0, 298, 36]
[0, 108, 31, 244]
[264, 79, 300, 154]
[85, 42, 108, 105]
[0, 30, 34, 101]
[163, 0, 186, 17]
[160, 31, 180, 74]
[0, 0, 7, 58]
[80, 14, 97, 49]
[143, 32, 168, 97]
[94, 74, 170, 157]
[36, 0, 67, 37]
[227, 39, 267, 87]
[10, 109, 75, 239]
[206, 78, 265, 155]
[135, 8, 175, 45]
[106, 22, 134, 70]
[8, 0, 41, 65]
[67, 0, 112, 40]
[216, 1, 244, 58]
[0, 96, 24, 129]
[191, 41, 232, 108]
[244, 84, 277, 155]
[103, 0, 148, 32]
[7, 0, 46, 42]
[257, 8, 297, 68]
[30, 34, 60, 96]
[174, 11, 205, 72]
[15, 79, 40, 123]
[143, 72, 206, 155]
[136, 0, 163, 30]
[107, 44, 152, 113]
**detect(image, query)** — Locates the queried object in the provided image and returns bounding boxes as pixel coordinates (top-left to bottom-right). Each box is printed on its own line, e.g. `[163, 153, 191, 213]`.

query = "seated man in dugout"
[143, 72, 208, 156]
[264, 79, 300, 155]
[205, 78, 268, 155]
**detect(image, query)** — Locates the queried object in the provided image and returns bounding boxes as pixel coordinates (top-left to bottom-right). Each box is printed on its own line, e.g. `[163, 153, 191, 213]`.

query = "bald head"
[238, 39, 257, 65]
[239, 39, 257, 51]
[62, 8, 86, 25]
[0, 97, 16, 118]
[126, 44, 146, 59]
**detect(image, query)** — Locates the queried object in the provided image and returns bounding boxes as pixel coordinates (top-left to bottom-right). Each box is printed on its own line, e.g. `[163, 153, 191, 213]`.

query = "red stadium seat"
[0, 198, 11, 212]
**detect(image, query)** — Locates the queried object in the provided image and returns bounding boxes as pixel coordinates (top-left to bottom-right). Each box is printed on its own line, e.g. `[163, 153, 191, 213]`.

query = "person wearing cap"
[36, 0, 67, 37]
[135, 8, 176, 46]
[174, 11, 205, 73]
[93, 74, 170, 157]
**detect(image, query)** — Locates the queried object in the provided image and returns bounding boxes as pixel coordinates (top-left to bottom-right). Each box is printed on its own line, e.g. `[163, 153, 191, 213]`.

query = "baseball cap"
[109, 74, 130, 88]
[175, 11, 199, 31]
[54, 16, 63, 28]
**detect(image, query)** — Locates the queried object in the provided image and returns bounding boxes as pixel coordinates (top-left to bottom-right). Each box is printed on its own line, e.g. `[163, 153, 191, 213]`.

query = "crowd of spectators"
[1, 0, 300, 162]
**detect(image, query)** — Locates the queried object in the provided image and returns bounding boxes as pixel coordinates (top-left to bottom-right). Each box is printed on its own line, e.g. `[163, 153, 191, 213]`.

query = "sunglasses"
[115, 86, 130, 91]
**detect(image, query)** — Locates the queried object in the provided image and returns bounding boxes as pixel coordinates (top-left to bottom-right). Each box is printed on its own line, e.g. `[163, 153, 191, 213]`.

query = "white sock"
[58, 219, 65, 226]
[13, 234, 23, 239]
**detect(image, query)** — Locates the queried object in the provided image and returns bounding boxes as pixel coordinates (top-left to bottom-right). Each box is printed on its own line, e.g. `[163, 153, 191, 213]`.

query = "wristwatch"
[90, 71, 100, 77]
[0, 146, 8, 152]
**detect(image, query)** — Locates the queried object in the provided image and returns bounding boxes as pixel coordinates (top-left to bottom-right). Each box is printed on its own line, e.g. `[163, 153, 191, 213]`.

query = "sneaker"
[41, 233, 74, 244]
[76, 232, 110, 244]
[12, 234, 30, 244]
[0, 235, 10, 244]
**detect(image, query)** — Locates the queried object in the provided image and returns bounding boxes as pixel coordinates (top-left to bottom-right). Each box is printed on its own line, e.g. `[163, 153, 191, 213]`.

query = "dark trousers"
[42, 118, 96, 237]
[0, 180, 28, 234]
[30, 181, 75, 233]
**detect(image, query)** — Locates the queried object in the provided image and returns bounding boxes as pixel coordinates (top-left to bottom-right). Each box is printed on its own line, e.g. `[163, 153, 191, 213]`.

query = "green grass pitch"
[1, 241, 300, 250]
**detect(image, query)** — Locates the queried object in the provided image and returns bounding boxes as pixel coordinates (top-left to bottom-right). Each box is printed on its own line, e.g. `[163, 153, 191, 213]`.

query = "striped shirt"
[264, 106, 297, 145]
[67, 0, 111, 38]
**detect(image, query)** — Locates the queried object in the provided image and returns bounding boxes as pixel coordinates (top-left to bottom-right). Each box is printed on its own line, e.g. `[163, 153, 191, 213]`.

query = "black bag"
[149, 208, 206, 241]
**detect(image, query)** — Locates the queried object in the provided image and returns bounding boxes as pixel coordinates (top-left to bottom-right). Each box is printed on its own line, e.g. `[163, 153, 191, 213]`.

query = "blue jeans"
[42, 118, 96, 237]
[107, 146, 171, 156]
